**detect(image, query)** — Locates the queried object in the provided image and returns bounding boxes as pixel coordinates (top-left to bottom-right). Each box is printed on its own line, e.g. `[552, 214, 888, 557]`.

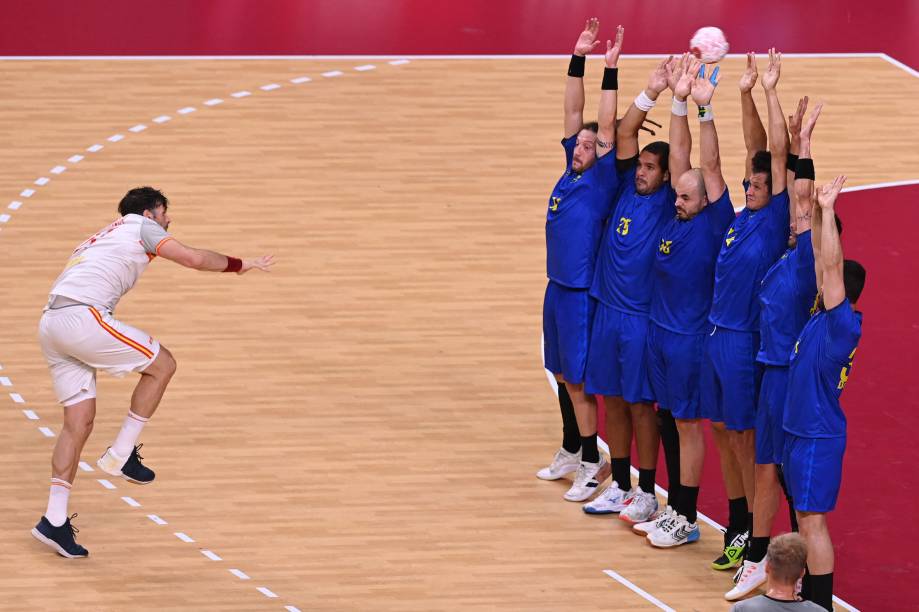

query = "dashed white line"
[50, 165, 66, 174]
[35, 177, 50, 186]
[201, 550, 222, 561]
[231, 90, 251, 98]
[10, 392, 24, 403]
[289, 76, 311, 84]
[87, 144, 103, 152]
[174, 532, 194, 543]
[229, 569, 250, 580]
[23, 409, 39, 420]
[260, 83, 281, 91]
[0, 376, 11, 386]
[285, 606, 302, 612]
[78, 461, 94, 472]
[20, 189, 35, 198]
[0, 214, 10, 223]
[128, 124, 147, 132]
[147, 514, 167, 525]
[204, 98, 223, 106]
[388, 59, 410, 65]
[177, 107, 196, 115]
[354, 64, 375, 71]
[153, 115, 171, 123]
[121, 496, 141, 507]
[97, 479, 116, 489]
[68, 154, 84, 163]
[108, 134, 125, 142]
[256, 587, 278, 599]
[38, 426, 54, 437]
[321, 70, 343, 77]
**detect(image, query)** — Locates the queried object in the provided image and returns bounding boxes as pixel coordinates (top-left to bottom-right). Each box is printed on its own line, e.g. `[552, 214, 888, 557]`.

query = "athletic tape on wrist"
[671, 98, 688, 117]
[697, 104, 714, 122]
[635, 91, 656, 112]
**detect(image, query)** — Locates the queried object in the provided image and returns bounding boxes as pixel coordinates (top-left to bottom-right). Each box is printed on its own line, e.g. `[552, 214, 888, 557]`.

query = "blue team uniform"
[543, 135, 618, 383]
[701, 186, 790, 430]
[585, 159, 675, 401]
[755, 231, 818, 464]
[647, 188, 735, 419]
[783, 299, 862, 512]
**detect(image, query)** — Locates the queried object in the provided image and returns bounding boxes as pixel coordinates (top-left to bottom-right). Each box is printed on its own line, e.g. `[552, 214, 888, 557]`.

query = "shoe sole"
[583, 507, 618, 515]
[647, 534, 700, 548]
[619, 511, 655, 525]
[30, 528, 87, 559]
[712, 557, 744, 570]
[725, 575, 767, 601]
[564, 489, 599, 502]
[97, 459, 153, 485]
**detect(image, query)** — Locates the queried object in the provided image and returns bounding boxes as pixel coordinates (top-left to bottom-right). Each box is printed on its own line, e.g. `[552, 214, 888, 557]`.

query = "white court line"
[38, 426, 54, 437]
[121, 496, 141, 507]
[231, 90, 251, 98]
[78, 461, 93, 472]
[354, 64, 375, 71]
[260, 83, 281, 91]
[128, 124, 147, 132]
[9, 392, 24, 403]
[229, 568, 250, 580]
[203, 98, 223, 106]
[22, 409, 39, 420]
[9, 201, 22, 210]
[201, 549, 222, 561]
[0, 376, 10, 386]
[35, 177, 50, 186]
[321, 70, 343, 77]
[177, 106, 196, 114]
[107, 134, 124, 142]
[880, 53, 919, 79]
[290, 76, 311, 84]
[174, 532, 194, 543]
[68, 154, 84, 163]
[19, 189, 35, 198]
[50, 165, 66, 174]
[153, 115, 171, 123]
[842, 179, 919, 193]
[603, 570, 675, 611]
[285, 607, 302, 612]
[147, 514, 167, 525]
[256, 587, 278, 598]
[97, 479, 116, 489]
[87, 144, 103, 152]
[0, 214, 10, 223]
[388, 59, 410, 65]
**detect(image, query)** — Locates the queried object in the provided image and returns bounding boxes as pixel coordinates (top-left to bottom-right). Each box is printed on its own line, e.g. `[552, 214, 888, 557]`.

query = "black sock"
[807, 572, 833, 611]
[728, 497, 748, 533]
[656, 408, 681, 506]
[638, 468, 656, 494]
[558, 384, 581, 454]
[580, 434, 599, 463]
[777, 466, 799, 532]
[800, 570, 812, 600]
[681, 485, 700, 523]
[747, 512, 754, 535]
[748, 536, 769, 563]
[611, 457, 631, 491]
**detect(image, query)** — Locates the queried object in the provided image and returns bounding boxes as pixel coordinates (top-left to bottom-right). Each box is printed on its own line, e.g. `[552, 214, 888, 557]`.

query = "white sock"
[112, 410, 149, 458]
[46, 478, 71, 527]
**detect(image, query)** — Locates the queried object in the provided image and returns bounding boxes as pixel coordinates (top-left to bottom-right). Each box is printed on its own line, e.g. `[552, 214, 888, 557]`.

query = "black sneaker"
[31, 514, 88, 558]
[121, 444, 155, 484]
[712, 528, 748, 571]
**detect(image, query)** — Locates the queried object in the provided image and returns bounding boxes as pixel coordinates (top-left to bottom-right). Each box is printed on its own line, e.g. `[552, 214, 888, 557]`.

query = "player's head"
[119, 186, 170, 230]
[636, 141, 670, 195]
[843, 259, 866, 305]
[571, 122, 598, 173]
[764, 533, 808, 587]
[746, 150, 772, 210]
[674, 169, 707, 220]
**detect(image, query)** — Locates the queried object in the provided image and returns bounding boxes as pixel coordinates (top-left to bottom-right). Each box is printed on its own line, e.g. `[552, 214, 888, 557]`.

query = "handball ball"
[690, 27, 729, 63]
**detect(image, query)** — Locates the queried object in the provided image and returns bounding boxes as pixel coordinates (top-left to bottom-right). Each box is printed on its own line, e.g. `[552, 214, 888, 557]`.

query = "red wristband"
[223, 256, 242, 273]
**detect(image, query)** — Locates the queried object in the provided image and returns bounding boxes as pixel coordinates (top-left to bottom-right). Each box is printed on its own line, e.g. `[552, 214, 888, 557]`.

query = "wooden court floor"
[0, 56, 916, 611]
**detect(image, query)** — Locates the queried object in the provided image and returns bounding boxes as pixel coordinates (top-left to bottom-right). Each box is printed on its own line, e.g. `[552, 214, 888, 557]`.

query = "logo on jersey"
[794, 340, 800, 355]
[549, 196, 561, 212]
[725, 227, 737, 247]
[659, 239, 673, 255]
[616, 217, 632, 236]
[809, 293, 820, 317]
[838, 347, 857, 390]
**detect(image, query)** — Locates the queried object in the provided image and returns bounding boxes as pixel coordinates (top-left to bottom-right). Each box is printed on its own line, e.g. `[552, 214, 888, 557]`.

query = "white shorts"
[39, 306, 160, 406]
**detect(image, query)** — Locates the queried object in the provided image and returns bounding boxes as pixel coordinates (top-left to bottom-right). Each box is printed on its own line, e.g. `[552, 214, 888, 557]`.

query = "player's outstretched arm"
[786, 96, 807, 216]
[158, 238, 275, 274]
[740, 52, 766, 181]
[616, 56, 670, 160]
[693, 62, 727, 200]
[668, 54, 694, 188]
[817, 175, 847, 309]
[794, 100, 823, 235]
[565, 18, 600, 139]
[596, 25, 624, 159]
[762, 48, 789, 194]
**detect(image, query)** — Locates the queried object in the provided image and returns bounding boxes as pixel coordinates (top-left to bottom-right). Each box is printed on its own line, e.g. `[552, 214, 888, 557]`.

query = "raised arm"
[565, 18, 601, 138]
[668, 54, 694, 187]
[691, 63, 726, 200]
[786, 96, 807, 217]
[596, 25, 624, 158]
[811, 190, 824, 290]
[762, 48, 789, 194]
[158, 238, 274, 274]
[816, 175, 848, 309]
[794, 101, 823, 235]
[616, 56, 670, 159]
[740, 52, 767, 181]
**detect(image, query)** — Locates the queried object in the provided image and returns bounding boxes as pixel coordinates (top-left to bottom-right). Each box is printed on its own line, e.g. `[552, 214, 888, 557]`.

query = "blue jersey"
[757, 231, 819, 365]
[590, 162, 676, 313]
[783, 299, 862, 438]
[650, 188, 736, 335]
[545, 135, 619, 288]
[709, 187, 790, 331]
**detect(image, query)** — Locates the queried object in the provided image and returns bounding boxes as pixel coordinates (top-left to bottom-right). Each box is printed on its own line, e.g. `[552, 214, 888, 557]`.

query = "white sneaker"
[564, 458, 609, 502]
[724, 559, 767, 600]
[536, 447, 581, 480]
[633, 505, 673, 535]
[619, 490, 659, 524]
[648, 513, 700, 547]
[97, 447, 129, 477]
[582, 482, 635, 514]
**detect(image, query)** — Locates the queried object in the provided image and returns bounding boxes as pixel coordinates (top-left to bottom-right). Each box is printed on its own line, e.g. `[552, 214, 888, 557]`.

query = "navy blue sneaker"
[98, 444, 155, 484]
[31, 514, 88, 558]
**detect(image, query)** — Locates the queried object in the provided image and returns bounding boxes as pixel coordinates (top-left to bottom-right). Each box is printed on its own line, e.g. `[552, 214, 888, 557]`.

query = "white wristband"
[671, 98, 688, 117]
[635, 91, 657, 112]
[697, 104, 714, 122]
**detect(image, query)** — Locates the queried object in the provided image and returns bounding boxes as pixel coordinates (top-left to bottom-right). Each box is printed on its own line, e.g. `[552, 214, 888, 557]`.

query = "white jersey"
[49, 214, 172, 312]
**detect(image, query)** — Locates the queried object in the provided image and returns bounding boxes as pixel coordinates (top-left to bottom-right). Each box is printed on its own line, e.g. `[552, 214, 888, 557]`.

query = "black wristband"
[795, 158, 815, 181]
[602, 67, 619, 90]
[568, 54, 586, 78]
[787, 153, 799, 171]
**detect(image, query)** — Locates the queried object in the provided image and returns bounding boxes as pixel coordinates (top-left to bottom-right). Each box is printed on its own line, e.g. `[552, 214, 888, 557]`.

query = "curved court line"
[0, 58, 409, 610]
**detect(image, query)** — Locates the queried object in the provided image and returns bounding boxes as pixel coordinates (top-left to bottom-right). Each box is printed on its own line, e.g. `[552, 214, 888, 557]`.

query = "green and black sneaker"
[711, 529, 748, 571]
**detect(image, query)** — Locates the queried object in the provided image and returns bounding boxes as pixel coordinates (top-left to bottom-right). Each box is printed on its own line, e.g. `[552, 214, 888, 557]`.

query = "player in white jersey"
[31, 187, 273, 558]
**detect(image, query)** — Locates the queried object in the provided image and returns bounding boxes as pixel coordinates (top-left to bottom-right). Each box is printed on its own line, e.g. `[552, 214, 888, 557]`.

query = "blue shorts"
[585, 303, 653, 403]
[783, 434, 846, 513]
[755, 365, 789, 464]
[700, 326, 762, 431]
[543, 281, 595, 384]
[646, 322, 704, 419]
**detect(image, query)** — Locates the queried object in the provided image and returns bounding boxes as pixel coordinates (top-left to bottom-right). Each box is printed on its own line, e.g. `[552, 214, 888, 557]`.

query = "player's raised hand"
[691, 63, 719, 105]
[238, 255, 275, 274]
[665, 52, 688, 92]
[788, 96, 809, 139]
[674, 55, 699, 100]
[800, 101, 824, 140]
[574, 17, 601, 56]
[648, 56, 672, 94]
[817, 175, 847, 210]
[605, 25, 624, 67]
[739, 52, 758, 93]
[761, 48, 782, 91]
